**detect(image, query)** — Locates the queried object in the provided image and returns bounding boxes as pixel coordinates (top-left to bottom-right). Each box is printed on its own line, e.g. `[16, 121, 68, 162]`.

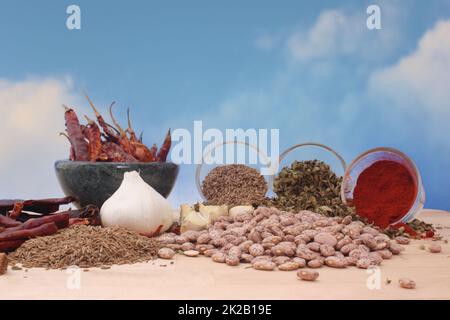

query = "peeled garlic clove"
[180, 204, 196, 221]
[181, 211, 209, 233]
[199, 203, 228, 223]
[229, 206, 254, 219]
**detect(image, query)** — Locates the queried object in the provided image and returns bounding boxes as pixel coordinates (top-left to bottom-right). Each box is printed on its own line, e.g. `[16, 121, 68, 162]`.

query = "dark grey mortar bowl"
[55, 160, 179, 209]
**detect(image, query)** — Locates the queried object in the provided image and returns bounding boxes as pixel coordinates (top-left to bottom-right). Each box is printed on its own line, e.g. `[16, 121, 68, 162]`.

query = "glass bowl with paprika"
[341, 147, 425, 229]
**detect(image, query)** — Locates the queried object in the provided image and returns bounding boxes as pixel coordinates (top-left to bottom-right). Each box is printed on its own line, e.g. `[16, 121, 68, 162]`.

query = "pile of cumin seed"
[9, 225, 161, 269]
[201, 164, 268, 206]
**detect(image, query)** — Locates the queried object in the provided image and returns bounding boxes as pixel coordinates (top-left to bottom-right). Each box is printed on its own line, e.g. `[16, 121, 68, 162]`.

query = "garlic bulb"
[100, 171, 173, 234]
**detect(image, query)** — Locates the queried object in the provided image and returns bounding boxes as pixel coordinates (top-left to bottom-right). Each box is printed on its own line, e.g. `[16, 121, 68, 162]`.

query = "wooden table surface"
[1, 209, 449, 300]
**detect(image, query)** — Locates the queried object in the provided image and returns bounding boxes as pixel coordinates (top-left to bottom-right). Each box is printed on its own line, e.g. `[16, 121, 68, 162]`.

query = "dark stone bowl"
[54, 160, 179, 209]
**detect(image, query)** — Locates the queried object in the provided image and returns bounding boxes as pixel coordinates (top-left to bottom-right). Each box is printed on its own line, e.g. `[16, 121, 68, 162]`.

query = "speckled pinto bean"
[399, 278, 416, 289]
[240, 253, 254, 263]
[183, 250, 200, 257]
[389, 243, 404, 255]
[204, 249, 219, 257]
[195, 244, 214, 253]
[319, 244, 335, 257]
[249, 243, 265, 257]
[395, 236, 410, 245]
[428, 243, 442, 253]
[253, 260, 276, 271]
[181, 242, 195, 251]
[278, 261, 300, 271]
[175, 235, 189, 244]
[297, 270, 319, 281]
[228, 246, 242, 258]
[272, 256, 291, 265]
[314, 232, 337, 247]
[340, 243, 358, 255]
[325, 256, 347, 268]
[292, 257, 307, 268]
[378, 249, 393, 259]
[307, 259, 323, 268]
[238, 240, 254, 253]
[158, 248, 175, 259]
[356, 258, 371, 269]
[196, 233, 211, 244]
[307, 242, 320, 252]
[157, 234, 176, 244]
[226, 255, 240, 266]
[212, 252, 226, 263]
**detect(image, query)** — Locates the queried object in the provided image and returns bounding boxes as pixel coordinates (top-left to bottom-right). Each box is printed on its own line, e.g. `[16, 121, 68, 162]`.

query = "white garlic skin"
[100, 171, 173, 234]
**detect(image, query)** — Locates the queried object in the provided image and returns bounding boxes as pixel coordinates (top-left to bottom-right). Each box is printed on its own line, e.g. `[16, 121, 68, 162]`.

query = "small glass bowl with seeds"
[196, 140, 272, 206]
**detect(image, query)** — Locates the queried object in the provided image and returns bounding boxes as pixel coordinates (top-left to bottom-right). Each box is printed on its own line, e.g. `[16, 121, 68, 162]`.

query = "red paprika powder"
[353, 160, 417, 228]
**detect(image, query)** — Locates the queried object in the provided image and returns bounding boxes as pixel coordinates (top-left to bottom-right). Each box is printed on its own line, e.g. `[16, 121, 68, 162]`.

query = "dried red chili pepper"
[125, 108, 155, 161]
[156, 129, 171, 162]
[150, 143, 158, 159]
[109, 104, 133, 154]
[84, 116, 102, 162]
[8, 202, 24, 219]
[0, 196, 76, 217]
[0, 215, 21, 228]
[391, 222, 418, 238]
[0, 222, 58, 242]
[0, 239, 25, 252]
[64, 106, 89, 161]
[85, 95, 120, 144]
[100, 142, 138, 162]
[6, 213, 69, 232]
[424, 230, 435, 238]
[67, 205, 101, 226]
[126, 108, 138, 143]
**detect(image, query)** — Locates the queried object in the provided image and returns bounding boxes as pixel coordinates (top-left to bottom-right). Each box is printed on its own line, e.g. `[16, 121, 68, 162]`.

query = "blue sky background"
[0, 0, 449, 210]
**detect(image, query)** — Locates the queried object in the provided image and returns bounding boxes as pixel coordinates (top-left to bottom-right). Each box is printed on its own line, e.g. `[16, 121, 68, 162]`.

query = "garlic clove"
[199, 203, 228, 223]
[180, 204, 196, 221]
[181, 211, 209, 233]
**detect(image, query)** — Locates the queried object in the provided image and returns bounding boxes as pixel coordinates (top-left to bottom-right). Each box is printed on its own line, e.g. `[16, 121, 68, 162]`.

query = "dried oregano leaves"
[271, 160, 355, 218]
[202, 164, 268, 206]
[9, 225, 161, 269]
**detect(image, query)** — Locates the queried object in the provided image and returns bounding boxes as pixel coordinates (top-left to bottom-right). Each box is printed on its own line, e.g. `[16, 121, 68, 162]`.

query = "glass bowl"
[267, 142, 347, 194]
[195, 140, 272, 201]
[341, 147, 425, 225]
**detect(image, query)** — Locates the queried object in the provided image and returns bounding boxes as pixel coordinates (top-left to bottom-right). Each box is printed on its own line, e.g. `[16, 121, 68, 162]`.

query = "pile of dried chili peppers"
[62, 95, 172, 162]
[0, 197, 100, 252]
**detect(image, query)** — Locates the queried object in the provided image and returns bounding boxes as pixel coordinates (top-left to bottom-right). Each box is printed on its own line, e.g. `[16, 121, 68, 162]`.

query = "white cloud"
[286, 5, 402, 63]
[288, 10, 359, 61]
[0, 77, 80, 199]
[370, 20, 450, 115]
